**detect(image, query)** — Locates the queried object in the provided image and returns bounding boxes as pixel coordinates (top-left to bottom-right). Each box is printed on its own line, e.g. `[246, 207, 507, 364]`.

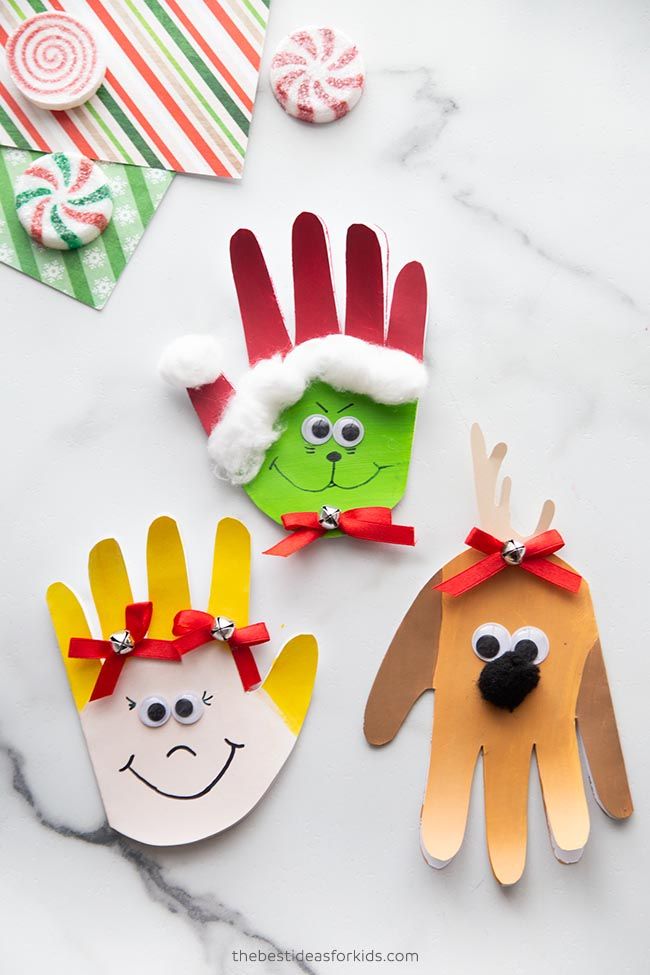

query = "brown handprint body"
[365, 426, 632, 885]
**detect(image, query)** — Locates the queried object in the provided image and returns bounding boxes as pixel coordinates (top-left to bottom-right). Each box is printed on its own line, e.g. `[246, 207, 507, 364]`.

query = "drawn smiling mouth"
[118, 738, 244, 800]
[269, 458, 392, 492]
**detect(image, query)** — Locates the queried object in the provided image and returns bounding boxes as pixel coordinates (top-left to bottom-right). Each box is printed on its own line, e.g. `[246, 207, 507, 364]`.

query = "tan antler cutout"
[471, 423, 555, 541]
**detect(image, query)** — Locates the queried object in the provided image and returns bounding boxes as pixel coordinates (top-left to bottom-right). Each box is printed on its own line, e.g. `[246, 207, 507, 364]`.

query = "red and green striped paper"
[0, 0, 270, 179]
[0, 146, 172, 307]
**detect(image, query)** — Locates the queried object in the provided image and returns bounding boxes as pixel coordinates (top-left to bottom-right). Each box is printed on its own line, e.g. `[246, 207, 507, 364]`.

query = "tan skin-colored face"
[47, 516, 318, 847]
[81, 646, 296, 846]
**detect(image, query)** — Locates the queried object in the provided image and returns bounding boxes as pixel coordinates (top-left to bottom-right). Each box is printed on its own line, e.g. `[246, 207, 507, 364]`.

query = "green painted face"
[244, 380, 418, 524]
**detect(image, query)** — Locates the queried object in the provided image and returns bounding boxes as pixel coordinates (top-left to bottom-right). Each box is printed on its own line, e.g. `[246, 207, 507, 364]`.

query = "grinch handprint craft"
[160, 212, 428, 555]
[47, 516, 317, 846]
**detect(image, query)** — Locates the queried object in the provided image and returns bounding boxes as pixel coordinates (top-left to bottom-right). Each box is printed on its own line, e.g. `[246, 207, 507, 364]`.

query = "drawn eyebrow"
[315, 402, 329, 413]
[337, 403, 354, 413]
[126, 697, 136, 710]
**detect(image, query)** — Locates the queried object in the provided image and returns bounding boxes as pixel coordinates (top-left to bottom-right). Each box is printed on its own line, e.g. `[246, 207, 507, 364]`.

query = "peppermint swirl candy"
[270, 27, 365, 124]
[6, 12, 105, 111]
[15, 152, 113, 251]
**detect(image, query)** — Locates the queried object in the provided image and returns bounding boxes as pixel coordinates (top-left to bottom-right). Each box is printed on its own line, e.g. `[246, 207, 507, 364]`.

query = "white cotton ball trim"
[159, 334, 223, 389]
[207, 334, 427, 485]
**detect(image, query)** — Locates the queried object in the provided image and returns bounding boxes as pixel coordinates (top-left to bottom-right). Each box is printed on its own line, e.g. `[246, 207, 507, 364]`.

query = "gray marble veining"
[1, 0, 649, 972]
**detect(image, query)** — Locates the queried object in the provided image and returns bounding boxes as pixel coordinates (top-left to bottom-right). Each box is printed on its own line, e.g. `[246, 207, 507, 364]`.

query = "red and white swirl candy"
[15, 152, 113, 251]
[6, 12, 105, 111]
[270, 27, 365, 124]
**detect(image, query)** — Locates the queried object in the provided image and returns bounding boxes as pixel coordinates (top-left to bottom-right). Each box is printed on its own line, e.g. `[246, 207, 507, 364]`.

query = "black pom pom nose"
[478, 647, 540, 711]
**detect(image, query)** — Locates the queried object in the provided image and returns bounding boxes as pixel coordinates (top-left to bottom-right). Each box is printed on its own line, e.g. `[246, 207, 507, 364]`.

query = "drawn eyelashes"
[131, 692, 213, 726]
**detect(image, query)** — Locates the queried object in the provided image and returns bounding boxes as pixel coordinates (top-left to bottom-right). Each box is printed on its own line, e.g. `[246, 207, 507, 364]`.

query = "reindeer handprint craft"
[47, 516, 317, 846]
[365, 425, 632, 885]
[160, 212, 428, 556]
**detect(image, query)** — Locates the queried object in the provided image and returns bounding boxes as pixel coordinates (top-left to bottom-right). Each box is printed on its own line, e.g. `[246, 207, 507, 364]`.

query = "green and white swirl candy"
[14, 151, 113, 251]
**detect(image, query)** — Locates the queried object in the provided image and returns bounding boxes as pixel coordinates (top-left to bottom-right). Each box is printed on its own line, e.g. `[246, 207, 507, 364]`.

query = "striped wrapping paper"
[0, 146, 172, 307]
[0, 0, 270, 178]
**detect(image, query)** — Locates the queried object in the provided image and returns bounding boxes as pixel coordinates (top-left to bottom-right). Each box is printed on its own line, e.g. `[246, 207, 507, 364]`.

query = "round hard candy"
[270, 26, 365, 123]
[15, 152, 113, 250]
[6, 11, 105, 111]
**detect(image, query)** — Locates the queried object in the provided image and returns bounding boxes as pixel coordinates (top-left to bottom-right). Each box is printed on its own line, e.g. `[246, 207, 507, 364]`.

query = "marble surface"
[1, 1, 649, 972]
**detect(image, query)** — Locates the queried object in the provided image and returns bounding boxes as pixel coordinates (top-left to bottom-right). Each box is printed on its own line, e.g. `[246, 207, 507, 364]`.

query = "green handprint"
[161, 213, 428, 553]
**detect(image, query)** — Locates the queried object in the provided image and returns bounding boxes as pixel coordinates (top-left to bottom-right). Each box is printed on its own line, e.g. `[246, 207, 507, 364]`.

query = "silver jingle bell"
[211, 615, 236, 642]
[501, 538, 526, 566]
[318, 505, 341, 530]
[109, 629, 135, 655]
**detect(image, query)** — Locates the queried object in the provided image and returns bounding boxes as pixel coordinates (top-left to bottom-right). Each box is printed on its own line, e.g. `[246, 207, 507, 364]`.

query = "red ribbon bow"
[69, 602, 182, 701]
[434, 528, 582, 597]
[172, 610, 269, 691]
[264, 507, 415, 557]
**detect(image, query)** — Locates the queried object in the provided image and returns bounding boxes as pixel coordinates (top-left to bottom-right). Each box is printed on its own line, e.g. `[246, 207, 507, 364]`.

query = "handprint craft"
[47, 516, 317, 846]
[160, 212, 428, 556]
[365, 425, 632, 885]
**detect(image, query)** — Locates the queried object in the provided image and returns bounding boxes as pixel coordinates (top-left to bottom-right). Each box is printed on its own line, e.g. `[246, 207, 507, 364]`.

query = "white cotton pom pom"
[159, 334, 223, 389]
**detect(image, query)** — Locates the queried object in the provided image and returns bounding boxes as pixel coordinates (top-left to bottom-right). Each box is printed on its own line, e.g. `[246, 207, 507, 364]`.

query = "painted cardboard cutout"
[47, 517, 318, 846]
[365, 425, 632, 885]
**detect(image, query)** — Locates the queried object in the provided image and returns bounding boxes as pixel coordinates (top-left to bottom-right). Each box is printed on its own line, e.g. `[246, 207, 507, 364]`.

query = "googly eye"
[333, 416, 365, 447]
[301, 414, 332, 445]
[139, 696, 170, 727]
[472, 623, 511, 661]
[172, 692, 204, 725]
[511, 626, 550, 664]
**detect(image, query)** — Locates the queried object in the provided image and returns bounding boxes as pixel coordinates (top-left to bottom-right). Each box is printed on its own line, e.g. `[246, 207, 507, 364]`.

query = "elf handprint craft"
[160, 212, 428, 555]
[47, 516, 317, 846]
[365, 425, 632, 885]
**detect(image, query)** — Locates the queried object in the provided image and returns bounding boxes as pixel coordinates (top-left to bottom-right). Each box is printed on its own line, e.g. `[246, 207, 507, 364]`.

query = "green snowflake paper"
[0, 148, 173, 309]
